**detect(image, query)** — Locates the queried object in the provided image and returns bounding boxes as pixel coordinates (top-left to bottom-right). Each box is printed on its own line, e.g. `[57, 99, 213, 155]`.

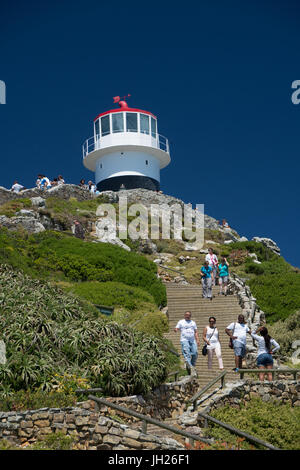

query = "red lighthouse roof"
[94, 95, 157, 122]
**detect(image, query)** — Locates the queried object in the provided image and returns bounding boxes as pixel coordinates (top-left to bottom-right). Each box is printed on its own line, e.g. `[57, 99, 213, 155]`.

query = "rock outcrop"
[252, 237, 281, 256]
[0, 185, 282, 258]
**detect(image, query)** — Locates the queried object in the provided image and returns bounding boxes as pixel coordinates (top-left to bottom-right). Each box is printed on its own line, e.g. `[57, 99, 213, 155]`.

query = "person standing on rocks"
[74, 220, 85, 240]
[251, 326, 280, 381]
[203, 317, 224, 370]
[200, 260, 214, 300]
[11, 181, 24, 193]
[225, 314, 251, 372]
[174, 311, 200, 376]
[205, 248, 219, 286]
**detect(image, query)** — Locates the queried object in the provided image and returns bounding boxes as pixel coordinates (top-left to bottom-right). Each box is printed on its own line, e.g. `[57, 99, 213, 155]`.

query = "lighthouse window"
[126, 113, 137, 132]
[140, 114, 150, 135]
[94, 119, 100, 138]
[112, 113, 124, 133]
[101, 115, 110, 136]
[151, 117, 157, 138]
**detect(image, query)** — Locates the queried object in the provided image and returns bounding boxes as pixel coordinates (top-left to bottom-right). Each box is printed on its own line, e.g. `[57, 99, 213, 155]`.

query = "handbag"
[202, 327, 216, 356]
[229, 323, 236, 349]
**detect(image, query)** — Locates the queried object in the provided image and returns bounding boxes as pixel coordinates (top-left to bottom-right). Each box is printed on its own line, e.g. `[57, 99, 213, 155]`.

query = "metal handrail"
[159, 265, 187, 282]
[190, 371, 227, 411]
[190, 368, 299, 411]
[82, 132, 169, 158]
[238, 368, 299, 381]
[199, 412, 280, 450]
[88, 395, 213, 446]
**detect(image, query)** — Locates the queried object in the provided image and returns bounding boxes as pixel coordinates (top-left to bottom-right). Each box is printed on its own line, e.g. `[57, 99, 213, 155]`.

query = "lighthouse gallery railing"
[82, 132, 169, 159]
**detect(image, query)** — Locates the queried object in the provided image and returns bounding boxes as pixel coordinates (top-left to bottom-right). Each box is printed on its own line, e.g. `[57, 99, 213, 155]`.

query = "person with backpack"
[202, 316, 224, 370]
[251, 326, 280, 381]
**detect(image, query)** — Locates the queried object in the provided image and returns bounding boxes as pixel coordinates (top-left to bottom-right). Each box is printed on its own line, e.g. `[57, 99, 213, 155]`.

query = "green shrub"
[0, 229, 166, 307]
[207, 398, 300, 450]
[268, 311, 300, 356]
[68, 281, 156, 309]
[0, 389, 77, 412]
[245, 261, 265, 275]
[29, 431, 75, 450]
[0, 439, 19, 450]
[249, 272, 300, 323]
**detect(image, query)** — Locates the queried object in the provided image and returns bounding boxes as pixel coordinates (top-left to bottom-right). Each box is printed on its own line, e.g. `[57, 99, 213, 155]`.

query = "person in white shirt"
[225, 314, 252, 372]
[11, 181, 24, 193]
[57, 175, 65, 185]
[205, 248, 218, 285]
[203, 317, 224, 370]
[251, 326, 280, 381]
[174, 311, 200, 376]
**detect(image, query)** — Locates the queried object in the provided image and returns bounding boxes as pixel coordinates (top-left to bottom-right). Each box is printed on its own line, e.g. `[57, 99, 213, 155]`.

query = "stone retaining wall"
[198, 380, 300, 421]
[0, 375, 197, 449]
[0, 408, 184, 450]
[91, 375, 198, 422]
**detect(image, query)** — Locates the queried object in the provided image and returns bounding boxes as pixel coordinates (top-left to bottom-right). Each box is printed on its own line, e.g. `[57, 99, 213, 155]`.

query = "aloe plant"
[0, 264, 167, 397]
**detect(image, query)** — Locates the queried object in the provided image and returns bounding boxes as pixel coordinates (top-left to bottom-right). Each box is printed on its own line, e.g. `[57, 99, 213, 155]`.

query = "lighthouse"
[82, 96, 171, 191]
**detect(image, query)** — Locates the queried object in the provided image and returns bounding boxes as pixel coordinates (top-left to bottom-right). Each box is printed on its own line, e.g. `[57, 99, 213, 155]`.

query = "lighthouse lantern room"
[82, 96, 171, 191]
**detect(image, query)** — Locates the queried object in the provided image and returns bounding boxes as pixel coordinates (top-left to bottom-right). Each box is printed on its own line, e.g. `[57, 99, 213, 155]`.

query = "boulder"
[0, 215, 45, 234]
[138, 239, 157, 254]
[94, 218, 131, 251]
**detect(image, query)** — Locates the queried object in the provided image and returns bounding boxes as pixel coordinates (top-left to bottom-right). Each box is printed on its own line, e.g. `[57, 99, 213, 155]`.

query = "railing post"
[141, 420, 147, 434]
[188, 437, 194, 448]
[221, 373, 225, 389]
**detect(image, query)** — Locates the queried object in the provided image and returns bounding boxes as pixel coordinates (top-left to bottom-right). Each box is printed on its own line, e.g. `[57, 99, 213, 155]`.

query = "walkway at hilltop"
[165, 284, 243, 388]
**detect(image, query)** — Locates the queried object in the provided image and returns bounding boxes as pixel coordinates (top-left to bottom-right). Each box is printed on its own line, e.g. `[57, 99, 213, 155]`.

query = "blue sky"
[1, 0, 300, 267]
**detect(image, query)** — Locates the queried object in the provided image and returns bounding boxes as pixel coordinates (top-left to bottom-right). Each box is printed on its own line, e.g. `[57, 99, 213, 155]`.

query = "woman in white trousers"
[203, 317, 224, 370]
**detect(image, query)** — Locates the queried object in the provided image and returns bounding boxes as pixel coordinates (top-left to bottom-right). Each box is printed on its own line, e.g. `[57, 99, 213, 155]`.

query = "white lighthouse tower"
[82, 96, 171, 191]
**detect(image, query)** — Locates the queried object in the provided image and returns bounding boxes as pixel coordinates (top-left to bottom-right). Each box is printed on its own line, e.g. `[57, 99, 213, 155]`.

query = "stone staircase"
[164, 283, 244, 387]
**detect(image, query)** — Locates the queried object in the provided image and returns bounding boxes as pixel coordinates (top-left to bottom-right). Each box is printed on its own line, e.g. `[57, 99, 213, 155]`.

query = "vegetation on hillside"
[205, 398, 300, 450]
[0, 193, 299, 417]
[0, 228, 167, 307]
[65, 281, 168, 337]
[0, 264, 169, 400]
[268, 311, 300, 357]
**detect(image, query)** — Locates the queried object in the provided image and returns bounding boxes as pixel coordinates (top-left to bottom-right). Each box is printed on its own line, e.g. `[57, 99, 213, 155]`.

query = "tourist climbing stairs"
[164, 284, 243, 387]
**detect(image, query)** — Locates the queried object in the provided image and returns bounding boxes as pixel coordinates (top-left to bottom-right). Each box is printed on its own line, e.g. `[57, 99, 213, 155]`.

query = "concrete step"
[165, 283, 243, 388]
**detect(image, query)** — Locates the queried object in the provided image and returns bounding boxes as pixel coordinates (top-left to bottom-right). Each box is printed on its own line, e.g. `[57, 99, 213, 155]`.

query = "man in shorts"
[174, 311, 200, 376]
[225, 314, 251, 372]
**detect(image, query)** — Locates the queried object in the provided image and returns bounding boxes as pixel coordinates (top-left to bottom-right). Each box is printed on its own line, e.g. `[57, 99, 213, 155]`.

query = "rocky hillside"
[0, 184, 299, 352]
